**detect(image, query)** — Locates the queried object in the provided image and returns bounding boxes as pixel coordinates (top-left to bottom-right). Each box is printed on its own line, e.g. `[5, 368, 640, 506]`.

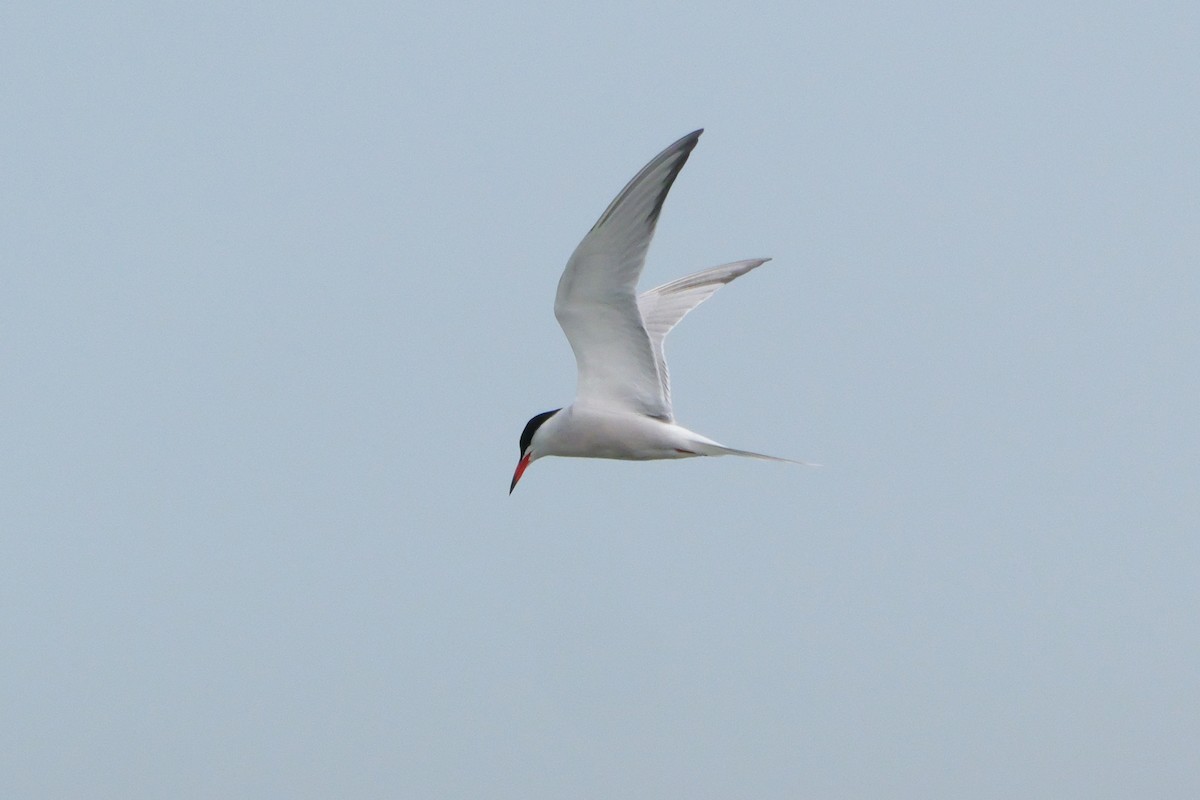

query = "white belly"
[539, 405, 710, 461]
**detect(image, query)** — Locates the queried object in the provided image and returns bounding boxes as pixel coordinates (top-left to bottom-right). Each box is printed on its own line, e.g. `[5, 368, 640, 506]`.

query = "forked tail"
[690, 441, 821, 467]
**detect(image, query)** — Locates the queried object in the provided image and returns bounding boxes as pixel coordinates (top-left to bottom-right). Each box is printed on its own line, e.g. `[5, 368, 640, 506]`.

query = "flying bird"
[511, 129, 802, 493]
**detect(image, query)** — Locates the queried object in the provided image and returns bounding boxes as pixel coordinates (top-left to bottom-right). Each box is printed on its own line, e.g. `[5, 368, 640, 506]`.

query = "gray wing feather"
[554, 130, 703, 419]
[636, 258, 770, 411]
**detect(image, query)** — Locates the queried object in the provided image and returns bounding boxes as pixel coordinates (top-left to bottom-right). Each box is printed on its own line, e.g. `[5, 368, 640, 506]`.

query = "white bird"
[511, 129, 803, 493]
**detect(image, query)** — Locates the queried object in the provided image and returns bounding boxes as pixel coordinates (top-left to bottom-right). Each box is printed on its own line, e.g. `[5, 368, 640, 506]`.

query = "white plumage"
[511, 130, 802, 493]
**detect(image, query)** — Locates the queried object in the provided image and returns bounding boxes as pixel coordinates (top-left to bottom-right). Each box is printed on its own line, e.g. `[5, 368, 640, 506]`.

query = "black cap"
[519, 408, 560, 455]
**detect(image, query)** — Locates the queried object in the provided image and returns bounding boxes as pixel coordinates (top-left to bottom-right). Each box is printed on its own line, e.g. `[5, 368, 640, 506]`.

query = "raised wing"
[554, 130, 702, 419]
[637, 259, 769, 411]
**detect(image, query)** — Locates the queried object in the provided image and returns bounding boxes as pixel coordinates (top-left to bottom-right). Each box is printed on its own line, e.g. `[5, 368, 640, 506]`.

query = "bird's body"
[511, 129, 802, 492]
[533, 405, 720, 461]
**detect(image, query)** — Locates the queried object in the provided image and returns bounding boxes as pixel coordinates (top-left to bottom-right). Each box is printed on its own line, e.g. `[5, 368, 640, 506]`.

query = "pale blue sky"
[3, 2, 1197, 798]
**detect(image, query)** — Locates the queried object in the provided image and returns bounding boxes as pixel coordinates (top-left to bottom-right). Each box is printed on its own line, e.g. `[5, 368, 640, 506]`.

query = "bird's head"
[510, 408, 561, 493]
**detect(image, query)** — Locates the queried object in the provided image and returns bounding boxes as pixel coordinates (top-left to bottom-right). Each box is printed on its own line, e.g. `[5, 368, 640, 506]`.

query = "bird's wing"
[554, 129, 702, 420]
[636, 258, 769, 410]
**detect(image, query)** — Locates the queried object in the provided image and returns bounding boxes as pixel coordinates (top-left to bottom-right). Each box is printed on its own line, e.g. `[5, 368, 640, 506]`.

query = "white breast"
[535, 405, 707, 461]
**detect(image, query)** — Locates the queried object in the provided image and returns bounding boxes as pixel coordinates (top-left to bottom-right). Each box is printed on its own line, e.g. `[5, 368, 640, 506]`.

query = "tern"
[511, 129, 801, 493]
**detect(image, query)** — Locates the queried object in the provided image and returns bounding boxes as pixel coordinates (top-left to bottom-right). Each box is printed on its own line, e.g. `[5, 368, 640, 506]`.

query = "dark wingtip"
[644, 131, 703, 226]
[590, 130, 707, 234]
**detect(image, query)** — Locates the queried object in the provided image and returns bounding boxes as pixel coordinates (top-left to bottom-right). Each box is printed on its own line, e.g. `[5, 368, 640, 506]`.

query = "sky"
[2, 2, 1197, 798]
